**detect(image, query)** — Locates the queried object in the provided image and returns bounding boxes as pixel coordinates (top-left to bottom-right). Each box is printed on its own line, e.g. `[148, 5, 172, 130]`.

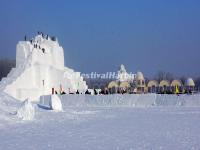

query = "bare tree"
[180, 76, 186, 85]
[195, 77, 200, 92]
[165, 72, 174, 82]
[154, 71, 165, 82]
[154, 71, 174, 82]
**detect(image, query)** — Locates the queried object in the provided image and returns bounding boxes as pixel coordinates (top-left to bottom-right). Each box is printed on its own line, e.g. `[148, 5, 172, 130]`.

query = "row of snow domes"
[108, 65, 196, 91]
[136, 71, 195, 87]
[116, 64, 195, 87]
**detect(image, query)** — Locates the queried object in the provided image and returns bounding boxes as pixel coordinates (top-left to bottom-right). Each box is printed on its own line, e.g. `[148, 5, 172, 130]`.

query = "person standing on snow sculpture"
[52, 88, 55, 95]
[42, 32, 44, 38]
[42, 48, 45, 53]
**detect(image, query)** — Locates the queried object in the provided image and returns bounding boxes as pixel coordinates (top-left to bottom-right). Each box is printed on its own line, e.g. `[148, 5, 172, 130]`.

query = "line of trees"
[154, 71, 174, 82]
[0, 58, 15, 80]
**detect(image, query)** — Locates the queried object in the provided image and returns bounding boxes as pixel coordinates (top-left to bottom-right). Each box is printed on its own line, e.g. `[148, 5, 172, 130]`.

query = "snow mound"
[0, 92, 20, 124]
[50, 95, 63, 111]
[17, 99, 35, 120]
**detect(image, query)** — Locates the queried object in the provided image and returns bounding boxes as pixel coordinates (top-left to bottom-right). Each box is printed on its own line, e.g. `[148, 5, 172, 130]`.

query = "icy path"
[0, 106, 200, 150]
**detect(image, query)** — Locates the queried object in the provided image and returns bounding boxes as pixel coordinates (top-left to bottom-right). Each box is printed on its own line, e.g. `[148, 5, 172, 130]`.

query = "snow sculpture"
[17, 99, 35, 120]
[0, 33, 88, 101]
[117, 64, 134, 82]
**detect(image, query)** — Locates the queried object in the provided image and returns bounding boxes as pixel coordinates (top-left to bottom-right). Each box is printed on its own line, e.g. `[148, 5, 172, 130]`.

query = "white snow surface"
[17, 99, 35, 120]
[0, 93, 200, 149]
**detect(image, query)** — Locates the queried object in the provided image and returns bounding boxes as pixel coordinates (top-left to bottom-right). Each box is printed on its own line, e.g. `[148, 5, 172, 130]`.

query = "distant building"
[171, 80, 183, 93]
[135, 71, 145, 93]
[106, 65, 197, 94]
[185, 78, 195, 93]
[107, 65, 147, 94]
[147, 78, 196, 94]
[147, 80, 158, 93]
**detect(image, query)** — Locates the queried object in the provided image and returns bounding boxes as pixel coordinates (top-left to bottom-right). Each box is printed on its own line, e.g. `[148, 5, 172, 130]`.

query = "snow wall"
[39, 95, 62, 111]
[59, 94, 200, 107]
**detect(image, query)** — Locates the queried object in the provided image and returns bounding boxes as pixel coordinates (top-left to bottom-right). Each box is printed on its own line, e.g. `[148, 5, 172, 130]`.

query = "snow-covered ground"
[0, 93, 200, 150]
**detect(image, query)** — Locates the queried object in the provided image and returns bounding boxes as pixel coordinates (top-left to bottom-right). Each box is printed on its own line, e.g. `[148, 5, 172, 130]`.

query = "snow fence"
[59, 94, 200, 107]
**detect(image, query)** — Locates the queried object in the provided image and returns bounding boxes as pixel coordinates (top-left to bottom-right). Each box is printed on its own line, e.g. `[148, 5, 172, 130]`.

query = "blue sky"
[0, 0, 200, 78]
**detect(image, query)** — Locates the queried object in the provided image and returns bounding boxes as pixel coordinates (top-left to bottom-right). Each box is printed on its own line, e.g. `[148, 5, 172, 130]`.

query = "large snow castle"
[0, 33, 88, 101]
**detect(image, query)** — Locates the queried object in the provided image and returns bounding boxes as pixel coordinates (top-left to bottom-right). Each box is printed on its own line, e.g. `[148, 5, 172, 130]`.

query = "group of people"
[51, 86, 132, 96]
[36, 31, 57, 41]
[52, 88, 110, 95]
[24, 32, 58, 54]
[75, 89, 110, 95]
[24, 32, 47, 54]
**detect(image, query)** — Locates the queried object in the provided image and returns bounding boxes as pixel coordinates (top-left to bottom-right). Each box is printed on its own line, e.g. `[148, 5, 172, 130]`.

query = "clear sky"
[0, 0, 200, 78]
